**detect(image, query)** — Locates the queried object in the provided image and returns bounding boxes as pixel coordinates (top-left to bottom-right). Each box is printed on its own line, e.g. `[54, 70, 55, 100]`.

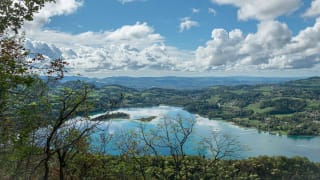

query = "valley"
[80, 76, 320, 136]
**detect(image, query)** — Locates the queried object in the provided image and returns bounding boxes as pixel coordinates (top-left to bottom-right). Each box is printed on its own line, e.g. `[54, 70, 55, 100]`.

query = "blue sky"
[23, 0, 320, 77]
[45, 0, 247, 49]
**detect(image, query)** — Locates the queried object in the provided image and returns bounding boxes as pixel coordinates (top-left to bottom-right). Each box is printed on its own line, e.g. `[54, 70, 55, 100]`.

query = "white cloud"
[303, 0, 320, 17]
[196, 19, 320, 70]
[211, 0, 301, 21]
[106, 22, 163, 48]
[22, 0, 195, 76]
[239, 21, 292, 61]
[208, 8, 217, 16]
[25, 40, 63, 59]
[179, 17, 199, 32]
[192, 8, 200, 13]
[22, 0, 320, 77]
[24, 0, 83, 30]
[195, 28, 244, 68]
[26, 22, 164, 50]
[25, 22, 195, 76]
[117, 0, 146, 4]
[25, 17, 320, 76]
[278, 17, 320, 68]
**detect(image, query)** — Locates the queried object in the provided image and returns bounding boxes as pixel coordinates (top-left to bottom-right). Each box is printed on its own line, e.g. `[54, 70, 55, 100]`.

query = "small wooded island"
[91, 112, 130, 121]
[91, 112, 157, 122]
[136, 116, 157, 122]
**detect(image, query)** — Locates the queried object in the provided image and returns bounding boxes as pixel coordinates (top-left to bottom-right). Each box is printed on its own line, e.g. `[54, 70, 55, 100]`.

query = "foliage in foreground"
[77, 155, 320, 180]
[5, 154, 318, 180]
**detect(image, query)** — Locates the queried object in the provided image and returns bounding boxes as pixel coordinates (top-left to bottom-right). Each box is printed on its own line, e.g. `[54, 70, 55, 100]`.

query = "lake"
[90, 106, 320, 162]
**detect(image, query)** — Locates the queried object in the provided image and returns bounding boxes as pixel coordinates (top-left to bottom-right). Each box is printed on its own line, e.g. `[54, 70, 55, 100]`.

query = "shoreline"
[92, 105, 319, 137]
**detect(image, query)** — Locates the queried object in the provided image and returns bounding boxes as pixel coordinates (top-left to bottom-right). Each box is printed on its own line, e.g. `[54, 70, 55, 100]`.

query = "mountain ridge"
[60, 76, 300, 89]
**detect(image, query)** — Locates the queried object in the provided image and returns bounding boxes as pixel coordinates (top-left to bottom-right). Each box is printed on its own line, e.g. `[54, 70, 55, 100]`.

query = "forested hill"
[285, 76, 320, 87]
[67, 76, 320, 136]
[59, 76, 299, 89]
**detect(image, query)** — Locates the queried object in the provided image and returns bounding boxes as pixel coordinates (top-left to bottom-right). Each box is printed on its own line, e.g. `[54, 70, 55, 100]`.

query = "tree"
[197, 131, 244, 178]
[0, 77, 95, 179]
[54, 128, 91, 180]
[116, 129, 149, 180]
[0, 1, 94, 179]
[132, 115, 196, 179]
[0, 0, 67, 153]
[198, 132, 243, 161]
[0, 0, 55, 34]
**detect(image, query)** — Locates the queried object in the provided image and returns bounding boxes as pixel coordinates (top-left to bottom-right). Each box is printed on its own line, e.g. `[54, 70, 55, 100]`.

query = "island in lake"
[92, 112, 156, 123]
[91, 112, 130, 121]
[136, 116, 157, 122]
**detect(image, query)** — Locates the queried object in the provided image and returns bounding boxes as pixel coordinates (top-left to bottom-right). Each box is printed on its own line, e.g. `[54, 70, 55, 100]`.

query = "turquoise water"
[90, 106, 320, 162]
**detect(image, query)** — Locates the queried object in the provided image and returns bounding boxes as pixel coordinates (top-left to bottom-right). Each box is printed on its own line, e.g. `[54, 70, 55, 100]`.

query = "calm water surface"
[90, 106, 320, 162]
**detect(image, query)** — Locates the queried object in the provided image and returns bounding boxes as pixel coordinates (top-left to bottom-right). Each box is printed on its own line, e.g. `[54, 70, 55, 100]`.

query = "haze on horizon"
[23, 0, 320, 78]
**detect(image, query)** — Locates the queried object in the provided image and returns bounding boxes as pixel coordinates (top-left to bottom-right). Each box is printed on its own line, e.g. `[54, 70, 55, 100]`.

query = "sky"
[23, 0, 320, 77]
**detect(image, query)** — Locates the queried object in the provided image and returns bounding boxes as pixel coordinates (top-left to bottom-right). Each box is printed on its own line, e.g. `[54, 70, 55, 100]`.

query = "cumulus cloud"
[179, 17, 199, 32]
[303, 0, 320, 17]
[211, 0, 301, 21]
[27, 22, 164, 50]
[208, 8, 217, 16]
[196, 19, 320, 70]
[25, 22, 194, 75]
[25, 18, 320, 76]
[25, 40, 63, 60]
[192, 8, 200, 13]
[195, 28, 244, 68]
[25, 17, 163, 47]
[24, 0, 83, 30]
[22, 0, 195, 76]
[22, 0, 320, 76]
[239, 21, 292, 62]
[106, 22, 163, 48]
[117, 0, 146, 4]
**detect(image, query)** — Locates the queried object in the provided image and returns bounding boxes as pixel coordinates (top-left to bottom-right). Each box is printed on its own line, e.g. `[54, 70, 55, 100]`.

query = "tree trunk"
[44, 157, 50, 180]
[59, 164, 64, 180]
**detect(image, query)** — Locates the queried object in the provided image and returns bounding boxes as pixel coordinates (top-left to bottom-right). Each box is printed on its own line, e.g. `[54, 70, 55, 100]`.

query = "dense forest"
[1, 0, 320, 179]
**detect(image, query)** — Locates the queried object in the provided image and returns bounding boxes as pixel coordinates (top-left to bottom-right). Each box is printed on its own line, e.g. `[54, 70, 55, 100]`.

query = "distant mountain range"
[59, 76, 303, 89]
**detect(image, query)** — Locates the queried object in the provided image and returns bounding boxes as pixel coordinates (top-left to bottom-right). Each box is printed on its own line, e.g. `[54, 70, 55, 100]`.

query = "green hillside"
[83, 77, 320, 136]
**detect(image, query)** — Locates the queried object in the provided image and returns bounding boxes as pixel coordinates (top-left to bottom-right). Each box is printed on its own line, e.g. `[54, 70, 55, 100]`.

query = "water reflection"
[91, 106, 320, 162]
